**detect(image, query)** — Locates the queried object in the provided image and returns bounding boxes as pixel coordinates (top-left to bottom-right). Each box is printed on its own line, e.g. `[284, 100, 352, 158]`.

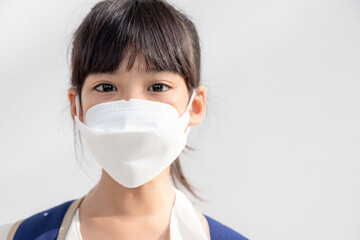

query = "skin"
[67, 58, 206, 240]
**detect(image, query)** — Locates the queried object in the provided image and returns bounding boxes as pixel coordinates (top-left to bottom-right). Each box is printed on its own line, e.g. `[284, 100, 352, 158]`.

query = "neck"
[81, 167, 176, 217]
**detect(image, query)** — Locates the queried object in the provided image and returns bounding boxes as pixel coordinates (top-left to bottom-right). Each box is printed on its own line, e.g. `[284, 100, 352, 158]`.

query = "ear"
[67, 88, 82, 122]
[188, 85, 206, 126]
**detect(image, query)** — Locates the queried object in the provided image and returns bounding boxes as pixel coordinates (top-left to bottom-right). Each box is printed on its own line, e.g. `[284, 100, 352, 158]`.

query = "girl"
[1, 0, 247, 239]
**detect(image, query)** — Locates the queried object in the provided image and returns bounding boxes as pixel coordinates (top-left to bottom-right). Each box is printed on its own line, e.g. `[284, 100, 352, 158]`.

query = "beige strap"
[6, 220, 23, 240]
[57, 197, 85, 240]
[6, 197, 85, 240]
[195, 210, 211, 240]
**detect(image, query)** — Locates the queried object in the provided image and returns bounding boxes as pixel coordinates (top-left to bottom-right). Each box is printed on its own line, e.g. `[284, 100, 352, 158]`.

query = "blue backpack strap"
[13, 200, 76, 240]
[204, 215, 248, 240]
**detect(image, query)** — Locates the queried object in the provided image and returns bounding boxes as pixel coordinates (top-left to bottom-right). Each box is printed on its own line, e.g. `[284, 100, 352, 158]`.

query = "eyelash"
[94, 83, 171, 93]
[94, 83, 117, 92]
[147, 83, 170, 92]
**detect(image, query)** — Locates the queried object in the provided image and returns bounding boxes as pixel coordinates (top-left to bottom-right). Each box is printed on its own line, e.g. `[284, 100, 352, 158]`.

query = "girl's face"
[68, 58, 206, 126]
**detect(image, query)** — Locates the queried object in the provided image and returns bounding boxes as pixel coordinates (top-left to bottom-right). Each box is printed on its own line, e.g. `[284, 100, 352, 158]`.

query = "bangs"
[71, 0, 194, 91]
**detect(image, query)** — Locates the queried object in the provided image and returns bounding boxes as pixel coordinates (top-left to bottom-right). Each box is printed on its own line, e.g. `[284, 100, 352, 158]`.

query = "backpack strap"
[7, 197, 84, 240]
[6, 220, 22, 240]
[204, 215, 248, 240]
[57, 197, 84, 240]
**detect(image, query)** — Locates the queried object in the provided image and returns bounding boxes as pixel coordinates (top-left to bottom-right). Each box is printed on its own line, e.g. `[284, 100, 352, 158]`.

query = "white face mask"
[74, 91, 195, 188]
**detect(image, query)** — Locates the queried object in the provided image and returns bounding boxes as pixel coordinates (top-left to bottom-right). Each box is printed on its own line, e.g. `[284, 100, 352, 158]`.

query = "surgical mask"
[74, 91, 195, 188]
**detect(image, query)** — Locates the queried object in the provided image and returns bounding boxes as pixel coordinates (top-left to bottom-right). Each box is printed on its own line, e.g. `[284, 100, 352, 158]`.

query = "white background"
[1, 0, 360, 239]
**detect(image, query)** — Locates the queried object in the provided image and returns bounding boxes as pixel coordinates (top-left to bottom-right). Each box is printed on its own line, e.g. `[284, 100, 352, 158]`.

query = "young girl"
[1, 0, 247, 239]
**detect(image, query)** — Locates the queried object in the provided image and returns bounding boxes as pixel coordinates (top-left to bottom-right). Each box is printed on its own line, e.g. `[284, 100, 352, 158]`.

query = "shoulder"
[8, 199, 76, 239]
[0, 223, 13, 239]
[203, 215, 248, 240]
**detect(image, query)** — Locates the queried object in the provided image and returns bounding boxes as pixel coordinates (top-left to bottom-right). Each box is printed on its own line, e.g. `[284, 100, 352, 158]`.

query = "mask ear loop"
[185, 89, 197, 113]
[183, 89, 197, 134]
[75, 95, 80, 119]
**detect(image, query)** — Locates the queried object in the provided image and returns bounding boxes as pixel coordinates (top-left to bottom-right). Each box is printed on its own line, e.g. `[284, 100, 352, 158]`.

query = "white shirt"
[0, 223, 12, 239]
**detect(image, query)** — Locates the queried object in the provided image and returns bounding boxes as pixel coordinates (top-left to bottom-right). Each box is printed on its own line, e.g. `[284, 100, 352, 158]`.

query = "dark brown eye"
[95, 83, 117, 92]
[148, 83, 169, 92]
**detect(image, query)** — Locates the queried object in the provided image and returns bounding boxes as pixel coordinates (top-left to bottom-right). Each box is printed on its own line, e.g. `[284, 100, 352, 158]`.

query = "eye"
[148, 83, 170, 92]
[95, 83, 117, 92]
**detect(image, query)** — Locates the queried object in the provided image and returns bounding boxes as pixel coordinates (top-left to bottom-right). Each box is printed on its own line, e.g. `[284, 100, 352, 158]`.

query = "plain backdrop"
[0, 0, 359, 239]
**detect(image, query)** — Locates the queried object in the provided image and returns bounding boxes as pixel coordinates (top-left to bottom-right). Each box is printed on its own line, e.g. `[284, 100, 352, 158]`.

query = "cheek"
[80, 91, 101, 120]
[170, 87, 190, 116]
